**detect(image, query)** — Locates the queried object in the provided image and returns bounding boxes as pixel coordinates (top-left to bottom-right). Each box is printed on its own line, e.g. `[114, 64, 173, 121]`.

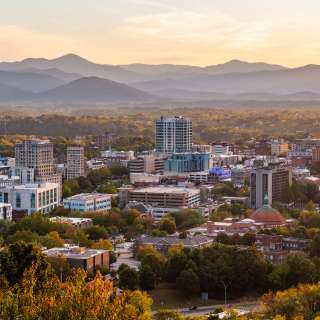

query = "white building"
[10, 167, 35, 184]
[189, 171, 209, 183]
[212, 144, 233, 155]
[0, 203, 12, 220]
[155, 116, 192, 153]
[0, 183, 60, 214]
[49, 216, 93, 229]
[63, 193, 111, 212]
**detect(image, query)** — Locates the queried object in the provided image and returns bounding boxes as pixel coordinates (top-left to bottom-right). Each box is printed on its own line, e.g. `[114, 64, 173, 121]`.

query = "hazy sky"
[1, 0, 320, 66]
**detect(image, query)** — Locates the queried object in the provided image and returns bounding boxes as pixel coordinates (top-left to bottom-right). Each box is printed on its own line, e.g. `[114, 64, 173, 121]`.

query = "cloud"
[119, 9, 273, 64]
[127, 0, 174, 10]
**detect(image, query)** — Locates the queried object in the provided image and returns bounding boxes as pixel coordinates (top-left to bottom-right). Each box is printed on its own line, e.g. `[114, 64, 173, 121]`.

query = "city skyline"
[2, 0, 320, 67]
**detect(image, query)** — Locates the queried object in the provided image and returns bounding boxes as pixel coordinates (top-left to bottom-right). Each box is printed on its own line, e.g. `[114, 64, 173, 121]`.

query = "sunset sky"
[1, 0, 320, 66]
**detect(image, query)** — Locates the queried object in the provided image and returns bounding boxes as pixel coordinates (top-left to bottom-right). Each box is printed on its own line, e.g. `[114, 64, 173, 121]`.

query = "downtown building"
[155, 116, 192, 153]
[66, 144, 85, 180]
[250, 165, 292, 209]
[14, 139, 62, 194]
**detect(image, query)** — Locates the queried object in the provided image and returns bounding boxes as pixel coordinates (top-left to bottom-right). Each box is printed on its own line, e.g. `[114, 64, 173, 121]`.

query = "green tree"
[0, 242, 51, 286]
[119, 266, 139, 290]
[85, 225, 108, 241]
[176, 269, 200, 297]
[139, 264, 156, 290]
[159, 217, 176, 234]
[309, 232, 320, 257]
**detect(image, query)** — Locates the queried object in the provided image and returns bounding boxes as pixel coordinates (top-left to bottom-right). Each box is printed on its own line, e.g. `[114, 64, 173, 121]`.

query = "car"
[189, 306, 198, 311]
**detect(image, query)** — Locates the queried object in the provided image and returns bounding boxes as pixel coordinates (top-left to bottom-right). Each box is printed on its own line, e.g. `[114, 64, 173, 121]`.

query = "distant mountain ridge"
[34, 77, 155, 103]
[2, 54, 320, 103]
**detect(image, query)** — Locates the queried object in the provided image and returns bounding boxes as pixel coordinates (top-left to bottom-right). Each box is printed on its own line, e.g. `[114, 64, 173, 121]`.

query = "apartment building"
[15, 139, 54, 178]
[250, 166, 292, 208]
[66, 145, 85, 180]
[155, 116, 192, 153]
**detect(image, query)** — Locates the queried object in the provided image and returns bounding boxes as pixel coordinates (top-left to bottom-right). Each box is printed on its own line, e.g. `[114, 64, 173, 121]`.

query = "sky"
[1, 0, 320, 66]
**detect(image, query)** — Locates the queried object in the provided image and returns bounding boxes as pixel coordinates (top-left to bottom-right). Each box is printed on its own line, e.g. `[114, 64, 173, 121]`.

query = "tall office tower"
[250, 166, 292, 209]
[15, 139, 54, 178]
[66, 145, 85, 180]
[155, 116, 192, 153]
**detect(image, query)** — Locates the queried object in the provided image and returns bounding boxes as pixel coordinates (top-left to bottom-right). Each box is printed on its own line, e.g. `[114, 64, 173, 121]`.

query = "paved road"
[165, 300, 260, 317]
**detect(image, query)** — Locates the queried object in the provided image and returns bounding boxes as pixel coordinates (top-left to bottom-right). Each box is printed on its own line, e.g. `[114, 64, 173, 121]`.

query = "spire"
[263, 193, 269, 206]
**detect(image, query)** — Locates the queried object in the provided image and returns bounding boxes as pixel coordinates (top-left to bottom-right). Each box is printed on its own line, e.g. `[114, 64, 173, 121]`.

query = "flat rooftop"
[131, 186, 200, 196]
[49, 217, 92, 224]
[64, 193, 111, 201]
[43, 247, 107, 259]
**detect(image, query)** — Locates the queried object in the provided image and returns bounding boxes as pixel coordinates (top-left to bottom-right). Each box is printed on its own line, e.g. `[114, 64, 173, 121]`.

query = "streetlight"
[221, 281, 229, 307]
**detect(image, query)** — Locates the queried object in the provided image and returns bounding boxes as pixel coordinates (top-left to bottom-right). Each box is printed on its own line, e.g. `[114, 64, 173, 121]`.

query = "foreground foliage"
[0, 262, 152, 320]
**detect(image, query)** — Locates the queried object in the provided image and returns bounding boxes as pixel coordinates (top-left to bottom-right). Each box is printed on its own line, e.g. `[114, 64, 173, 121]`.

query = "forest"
[0, 107, 320, 156]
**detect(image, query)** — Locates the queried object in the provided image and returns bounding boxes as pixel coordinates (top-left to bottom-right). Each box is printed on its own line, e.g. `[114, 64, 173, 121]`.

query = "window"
[16, 193, 21, 208]
[3, 193, 8, 203]
[30, 193, 35, 209]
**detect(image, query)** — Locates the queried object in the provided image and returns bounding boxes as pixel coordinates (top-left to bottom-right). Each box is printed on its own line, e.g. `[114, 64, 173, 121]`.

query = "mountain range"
[2, 54, 320, 103]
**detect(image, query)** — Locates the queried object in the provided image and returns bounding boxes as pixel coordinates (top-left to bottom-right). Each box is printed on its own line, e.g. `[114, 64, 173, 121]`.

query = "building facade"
[155, 116, 192, 153]
[128, 155, 165, 174]
[66, 145, 85, 180]
[127, 186, 201, 208]
[164, 152, 210, 173]
[0, 203, 12, 220]
[250, 166, 292, 208]
[44, 247, 109, 272]
[63, 193, 111, 212]
[15, 139, 54, 178]
[0, 183, 60, 214]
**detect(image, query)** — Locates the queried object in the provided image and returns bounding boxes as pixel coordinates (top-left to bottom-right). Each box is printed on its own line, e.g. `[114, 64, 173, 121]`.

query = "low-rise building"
[0, 182, 60, 215]
[165, 152, 210, 173]
[63, 193, 111, 212]
[49, 216, 93, 229]
[44, 246, 109, 272]
[0, 203, 12, 220]
[137, 235, 213, 255]
[127, 186, 201, 209]
[128, 155, 165, 174]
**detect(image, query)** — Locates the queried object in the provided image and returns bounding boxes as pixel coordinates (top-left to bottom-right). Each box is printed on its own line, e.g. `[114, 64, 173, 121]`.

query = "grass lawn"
[149, 282, 223, 310]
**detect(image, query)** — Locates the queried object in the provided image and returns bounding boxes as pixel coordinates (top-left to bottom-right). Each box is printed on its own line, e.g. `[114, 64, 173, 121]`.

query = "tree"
[139, 264, 156, 290]
[0, 265, 153, 319]
[176, 269, 200, 297]
[41, 231, 65, 248]
[85, 225, 108, 241]
[309, 232, 320, 257]
[7, 230, 40, 244]
[285, 252, 317, 286]
[216, 232, 234, 245]
[0, 242, 51, 286]
[159, 217, 176, 234]
[166, 252, 189, 282]
[119, 266, 139, 290]
[242, 232, 256, 246]
[91, 239, 113, 250]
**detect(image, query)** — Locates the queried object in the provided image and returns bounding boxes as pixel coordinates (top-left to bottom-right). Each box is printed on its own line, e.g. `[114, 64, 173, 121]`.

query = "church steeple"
[263, 193, 269, 206]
